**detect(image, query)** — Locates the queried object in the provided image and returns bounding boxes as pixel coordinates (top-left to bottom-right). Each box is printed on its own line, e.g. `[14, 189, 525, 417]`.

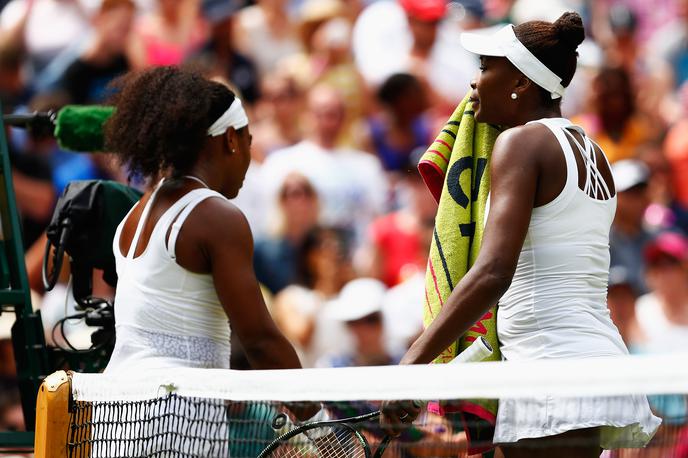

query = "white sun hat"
[328, 278, 387, 322]
[611, 159, 649, 193]
[460, 24, 566, 99]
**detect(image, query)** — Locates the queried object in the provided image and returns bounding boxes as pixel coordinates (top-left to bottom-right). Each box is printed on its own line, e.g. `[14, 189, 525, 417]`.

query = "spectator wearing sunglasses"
[254, 172, 320, 294]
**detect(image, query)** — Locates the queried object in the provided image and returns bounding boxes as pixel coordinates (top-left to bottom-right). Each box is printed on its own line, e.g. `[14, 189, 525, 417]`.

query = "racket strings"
[313, 427, 366, 458]
[267, 427, 368, 458]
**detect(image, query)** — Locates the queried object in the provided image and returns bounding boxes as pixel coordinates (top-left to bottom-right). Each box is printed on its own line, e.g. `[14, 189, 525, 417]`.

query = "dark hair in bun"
[513, 11, 585, 101]
[554, 12, 585, 50]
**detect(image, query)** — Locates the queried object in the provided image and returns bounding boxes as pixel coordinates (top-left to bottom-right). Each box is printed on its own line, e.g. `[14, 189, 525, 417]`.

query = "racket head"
[258, 422, 372, 458]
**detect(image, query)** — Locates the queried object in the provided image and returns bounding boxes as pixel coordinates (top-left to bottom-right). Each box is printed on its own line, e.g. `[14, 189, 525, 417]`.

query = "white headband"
[207, 97, 249, 137]
[460, 25, 567, 99]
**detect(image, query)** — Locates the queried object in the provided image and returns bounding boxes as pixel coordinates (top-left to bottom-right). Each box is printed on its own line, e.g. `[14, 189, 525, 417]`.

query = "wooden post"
[34, 371, 71, 458]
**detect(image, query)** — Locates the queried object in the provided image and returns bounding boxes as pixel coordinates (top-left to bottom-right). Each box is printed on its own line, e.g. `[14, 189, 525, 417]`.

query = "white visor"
[460, 25, 566, 99]
[207, 97, 249, 137]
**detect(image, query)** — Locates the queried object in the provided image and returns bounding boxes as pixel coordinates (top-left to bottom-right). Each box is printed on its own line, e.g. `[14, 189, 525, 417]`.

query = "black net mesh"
[68, 394, 233, 457]
[67, 396, 491, 458]
[65, 393, 688, 457]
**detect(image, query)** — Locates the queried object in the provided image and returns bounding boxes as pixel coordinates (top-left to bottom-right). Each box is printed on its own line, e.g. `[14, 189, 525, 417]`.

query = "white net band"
[72, 352, 688, 403]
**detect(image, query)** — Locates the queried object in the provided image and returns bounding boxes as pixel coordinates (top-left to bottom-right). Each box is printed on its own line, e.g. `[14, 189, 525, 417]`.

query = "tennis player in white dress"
[96, 67, 322, 457]
[381, 12, 660, 457]
[103, 67, 307, 374]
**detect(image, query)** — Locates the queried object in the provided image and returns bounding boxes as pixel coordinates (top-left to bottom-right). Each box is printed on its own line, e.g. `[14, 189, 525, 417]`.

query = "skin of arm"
[199, 199, 305, 370]
[401, 128, 539, 364]
[125, 29, 146, 70]
[273, 290, 317, 348]
[381, 127, 541, 433]
[12, 169, 55, 221]
[198, 199, 321, 420]
[0, 0, 34, 52]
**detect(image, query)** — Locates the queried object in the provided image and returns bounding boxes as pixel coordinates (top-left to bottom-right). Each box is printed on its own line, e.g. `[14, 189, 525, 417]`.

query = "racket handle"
[302, 408, 335, 440]
[272, 405, 331, 431]
[451, 336, 493, 364]
[273, 411, 335, 441]
[305, 406, 331, 423]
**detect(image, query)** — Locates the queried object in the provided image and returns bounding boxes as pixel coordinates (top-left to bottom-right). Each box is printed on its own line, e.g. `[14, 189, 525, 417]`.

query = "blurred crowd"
[0, 0, 687, 442]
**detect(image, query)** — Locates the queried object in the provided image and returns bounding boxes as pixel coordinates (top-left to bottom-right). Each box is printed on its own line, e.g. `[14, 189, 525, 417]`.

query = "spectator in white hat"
[606, 265, 646, 351]
[610, 159, 655, 294]
[318, 278, 401, 367]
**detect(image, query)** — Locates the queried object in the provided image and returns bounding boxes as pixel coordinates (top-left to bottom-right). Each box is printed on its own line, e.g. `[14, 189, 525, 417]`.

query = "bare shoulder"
[495, 123, 554, 154]
[492, 123, 553, 169]
[185, 195, 253, 245]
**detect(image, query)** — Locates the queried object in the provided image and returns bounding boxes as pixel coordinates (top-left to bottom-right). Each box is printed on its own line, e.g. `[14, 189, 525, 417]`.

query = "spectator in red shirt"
[364, 168, 436, 286]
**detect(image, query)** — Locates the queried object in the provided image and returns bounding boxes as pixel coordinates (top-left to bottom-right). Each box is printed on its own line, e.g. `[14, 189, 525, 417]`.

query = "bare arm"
[12, 170, 55, 221]
[381, 127, 542, 434]
[125, 26, 147, 71]
[203, 201, 304, 370]
[272, 289, 316, 348]
[400, 127, 540, 365]
[199, 201, 324, 420]
[0, 0, 34, 53]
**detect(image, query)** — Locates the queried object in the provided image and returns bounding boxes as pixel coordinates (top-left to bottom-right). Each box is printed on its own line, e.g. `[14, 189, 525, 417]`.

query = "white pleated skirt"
[493, 394, 662, 449]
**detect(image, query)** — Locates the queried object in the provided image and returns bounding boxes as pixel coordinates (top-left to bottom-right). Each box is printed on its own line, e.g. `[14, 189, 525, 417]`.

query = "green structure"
[0, 108, 44, 450]
[0, 112, 120, 451]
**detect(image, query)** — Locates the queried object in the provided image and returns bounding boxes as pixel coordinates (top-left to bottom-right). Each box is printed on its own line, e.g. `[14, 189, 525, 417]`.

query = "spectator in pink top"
[128, 0, 206, 68]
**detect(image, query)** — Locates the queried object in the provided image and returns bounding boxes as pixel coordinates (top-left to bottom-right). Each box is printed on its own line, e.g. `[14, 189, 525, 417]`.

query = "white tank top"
[105, 182, 231, 373]
[497, 118, 628, 361]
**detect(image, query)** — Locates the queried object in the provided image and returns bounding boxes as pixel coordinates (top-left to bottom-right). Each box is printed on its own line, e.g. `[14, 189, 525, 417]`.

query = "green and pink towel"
[418, 92, 502, 455]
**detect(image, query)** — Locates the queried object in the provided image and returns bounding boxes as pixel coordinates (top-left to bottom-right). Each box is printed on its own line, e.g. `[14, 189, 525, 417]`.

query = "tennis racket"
[257, 338, 494, 458]
[257, 409, 392, 458]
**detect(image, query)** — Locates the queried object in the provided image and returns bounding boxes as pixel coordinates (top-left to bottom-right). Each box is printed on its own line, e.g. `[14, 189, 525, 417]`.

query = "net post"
[34, 370, 72, 458]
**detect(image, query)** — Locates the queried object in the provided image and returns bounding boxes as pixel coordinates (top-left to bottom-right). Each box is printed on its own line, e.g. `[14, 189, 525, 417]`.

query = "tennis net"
[35, 353, 688, 457]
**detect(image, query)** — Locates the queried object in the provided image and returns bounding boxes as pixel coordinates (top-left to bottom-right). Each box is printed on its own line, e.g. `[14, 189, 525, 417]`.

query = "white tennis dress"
[105, 181, 231, 373]
[493, 118, 661, 448]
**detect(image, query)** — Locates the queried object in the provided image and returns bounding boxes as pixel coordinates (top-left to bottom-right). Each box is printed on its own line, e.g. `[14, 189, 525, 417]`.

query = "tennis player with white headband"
[460, 23, 567, 100]
[381, 11, 660, 457]
[103, 67, 318, 420]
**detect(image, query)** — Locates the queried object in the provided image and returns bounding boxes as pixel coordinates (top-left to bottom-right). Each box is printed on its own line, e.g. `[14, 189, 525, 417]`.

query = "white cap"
[328, 278, 387, 322]
[460, 24, 566, 99]
[611, 159, 649, 192]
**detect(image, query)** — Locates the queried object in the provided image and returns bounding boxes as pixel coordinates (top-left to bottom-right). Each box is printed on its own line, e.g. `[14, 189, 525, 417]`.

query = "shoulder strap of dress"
[527, 118, 578, 194]
[126, 179, 165, 259]
[165, 189, 226, 260]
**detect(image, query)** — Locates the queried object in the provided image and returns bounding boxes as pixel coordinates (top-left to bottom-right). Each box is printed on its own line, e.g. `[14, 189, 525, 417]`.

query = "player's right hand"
[380, 400, 422, 436]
